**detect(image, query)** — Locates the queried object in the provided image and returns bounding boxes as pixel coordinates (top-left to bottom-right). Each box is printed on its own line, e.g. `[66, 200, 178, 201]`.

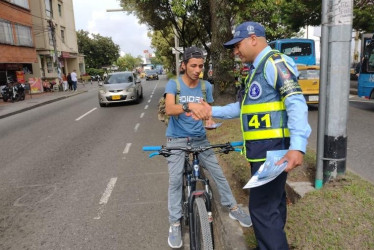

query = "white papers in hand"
[204, 122, 222, 129]
[243, 150, 288, 189]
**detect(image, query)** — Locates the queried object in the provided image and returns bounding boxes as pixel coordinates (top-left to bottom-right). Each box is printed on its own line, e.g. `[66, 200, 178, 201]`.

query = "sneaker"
[229, 206, 252, 227]
[168, 223, 182, 248]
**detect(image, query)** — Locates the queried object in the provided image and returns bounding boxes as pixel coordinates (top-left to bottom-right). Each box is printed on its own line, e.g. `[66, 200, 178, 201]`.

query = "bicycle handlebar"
[142, 141, 243, 158]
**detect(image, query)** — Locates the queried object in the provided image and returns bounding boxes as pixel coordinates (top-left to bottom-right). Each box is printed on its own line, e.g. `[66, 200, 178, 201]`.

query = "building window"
[60, 27, 65, 43]
[15, 24, 33, 47]
[46, 56, 54, 73]
[45, 0, 53, 18]
[48, 27, 54, 46]
[0, 19, 14, 45]
[58, 3, 62, 17]
[7, 0, 29, 9]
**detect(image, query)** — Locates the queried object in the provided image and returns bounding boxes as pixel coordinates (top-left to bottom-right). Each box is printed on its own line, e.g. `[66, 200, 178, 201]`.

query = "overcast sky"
[72, 0, 153, 57]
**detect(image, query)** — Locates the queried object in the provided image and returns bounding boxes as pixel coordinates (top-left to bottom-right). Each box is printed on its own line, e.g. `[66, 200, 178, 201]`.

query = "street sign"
[171, 47, 184, 54]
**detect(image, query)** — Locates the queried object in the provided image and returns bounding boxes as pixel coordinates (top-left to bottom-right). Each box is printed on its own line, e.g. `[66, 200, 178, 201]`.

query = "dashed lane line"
[75, 107, 97, 121]
[94, 177, 117, 220]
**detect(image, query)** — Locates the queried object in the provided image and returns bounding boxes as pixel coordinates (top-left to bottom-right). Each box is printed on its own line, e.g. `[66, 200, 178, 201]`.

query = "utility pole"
[48, 19, 61, 82]
[315, 0, 353, 189]
[174, 27, 180, 77]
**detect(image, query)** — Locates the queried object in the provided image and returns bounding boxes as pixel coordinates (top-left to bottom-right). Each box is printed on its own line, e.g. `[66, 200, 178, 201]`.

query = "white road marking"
[94, 177, 117, 220]
[140, 112, 145, 118]
[144, 105, 149, 109]
[150, 95, 153, 98]
[134, 123, 140, 132]
[123, 143, 132, 154]
[75, 108, 97, 121]
[148, 99, 151, 103]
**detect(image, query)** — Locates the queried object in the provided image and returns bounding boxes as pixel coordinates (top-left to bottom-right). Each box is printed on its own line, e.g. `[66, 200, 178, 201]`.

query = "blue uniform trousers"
[249, 161, 289, 250]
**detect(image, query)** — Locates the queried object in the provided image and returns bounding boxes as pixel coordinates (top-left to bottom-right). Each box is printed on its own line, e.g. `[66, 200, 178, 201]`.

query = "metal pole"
[317, 0, 353, 187]
[315, 0, 330, 189]
[323, 0, 352, 183]
[174, 27, 180, 77]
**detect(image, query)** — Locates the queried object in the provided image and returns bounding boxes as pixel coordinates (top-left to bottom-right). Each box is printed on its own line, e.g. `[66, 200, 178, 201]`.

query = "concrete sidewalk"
[0, 84, 94, 119]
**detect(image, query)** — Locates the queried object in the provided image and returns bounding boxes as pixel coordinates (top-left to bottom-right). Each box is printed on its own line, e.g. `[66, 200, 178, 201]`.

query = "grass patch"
[207, 118, 374, 249]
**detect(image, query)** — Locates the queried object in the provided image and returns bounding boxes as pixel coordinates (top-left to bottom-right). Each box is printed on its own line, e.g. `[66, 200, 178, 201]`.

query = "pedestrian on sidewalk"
[62, 74, 68, 91]
[67, 73, 73, 91]
[71, 70, 77, 91]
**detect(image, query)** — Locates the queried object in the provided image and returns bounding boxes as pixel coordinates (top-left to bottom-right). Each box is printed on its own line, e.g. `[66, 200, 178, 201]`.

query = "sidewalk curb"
[0, 91, 86, 119]
[204, 170, 250, 250]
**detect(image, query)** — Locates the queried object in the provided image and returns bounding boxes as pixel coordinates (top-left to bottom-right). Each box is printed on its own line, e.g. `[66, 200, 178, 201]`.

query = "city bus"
[269, 38, 316, 65]
[358, 34, 374, 99]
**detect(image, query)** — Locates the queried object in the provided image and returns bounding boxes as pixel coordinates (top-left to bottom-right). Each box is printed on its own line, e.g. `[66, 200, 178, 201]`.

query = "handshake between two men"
[185, 100, 213, 123]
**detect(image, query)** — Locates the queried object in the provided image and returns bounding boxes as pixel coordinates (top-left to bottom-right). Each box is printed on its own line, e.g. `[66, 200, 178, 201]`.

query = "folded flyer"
[243, 150, 288, 189]
[204, 122, 222, 129]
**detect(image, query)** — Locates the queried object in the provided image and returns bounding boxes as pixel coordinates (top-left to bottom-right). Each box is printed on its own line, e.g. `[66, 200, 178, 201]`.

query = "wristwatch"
[182, 103, 191, 112]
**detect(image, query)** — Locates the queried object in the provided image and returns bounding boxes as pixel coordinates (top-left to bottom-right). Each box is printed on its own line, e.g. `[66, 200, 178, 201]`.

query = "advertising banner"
[28, 77, 43, 93]
[16, 71, 25, 83]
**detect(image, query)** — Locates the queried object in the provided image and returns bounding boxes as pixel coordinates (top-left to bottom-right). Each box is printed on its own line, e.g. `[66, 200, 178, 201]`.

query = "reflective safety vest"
[240, 51, 302, 162]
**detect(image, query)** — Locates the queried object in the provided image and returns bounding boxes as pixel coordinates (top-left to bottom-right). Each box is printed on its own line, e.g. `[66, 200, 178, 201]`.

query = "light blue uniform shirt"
[212, 46, 311, 153]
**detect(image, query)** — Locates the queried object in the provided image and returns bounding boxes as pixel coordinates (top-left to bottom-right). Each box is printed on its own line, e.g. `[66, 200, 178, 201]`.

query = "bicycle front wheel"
[193, 197, 213, 250]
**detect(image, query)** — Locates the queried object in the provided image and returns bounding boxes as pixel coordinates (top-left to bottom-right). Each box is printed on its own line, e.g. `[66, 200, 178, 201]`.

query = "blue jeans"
[73, 81, 77, 90]
[166, 136, 237, 224]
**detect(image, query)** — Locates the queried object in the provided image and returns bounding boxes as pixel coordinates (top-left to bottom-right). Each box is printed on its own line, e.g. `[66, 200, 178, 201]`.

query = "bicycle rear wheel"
[193, 197, 213, 250]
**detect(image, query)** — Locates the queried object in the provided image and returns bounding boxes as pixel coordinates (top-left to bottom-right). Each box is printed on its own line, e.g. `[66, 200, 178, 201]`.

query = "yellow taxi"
[297, 65, 320, 104]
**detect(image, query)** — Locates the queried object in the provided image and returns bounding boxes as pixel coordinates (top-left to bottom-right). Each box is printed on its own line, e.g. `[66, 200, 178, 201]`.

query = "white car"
[98, 71, 143, 107]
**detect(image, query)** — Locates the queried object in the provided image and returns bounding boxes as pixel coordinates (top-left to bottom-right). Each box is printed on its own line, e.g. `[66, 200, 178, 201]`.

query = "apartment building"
[1, 0, 85, 91]
[0, 0, 37, 85]
[30, 0, 85, 81]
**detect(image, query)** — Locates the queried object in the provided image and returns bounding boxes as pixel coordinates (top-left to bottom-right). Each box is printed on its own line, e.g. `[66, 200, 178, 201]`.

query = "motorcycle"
[1, 84, 12, 102]
[90, 75, 102, 81]
[1, 82, 25, 102]
[14, 83, 25, 101]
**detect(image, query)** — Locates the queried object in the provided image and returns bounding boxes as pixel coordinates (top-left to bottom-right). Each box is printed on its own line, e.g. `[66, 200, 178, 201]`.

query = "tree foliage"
[353, 0, 374, 32]
[118, 0, 374, 99]
[76, 30, 120, 69]
[149, 30, 175, 72]
[116, 54, 143, 71]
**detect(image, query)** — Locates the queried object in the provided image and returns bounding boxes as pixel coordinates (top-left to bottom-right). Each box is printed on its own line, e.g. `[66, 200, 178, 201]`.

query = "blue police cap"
[224, 21, 266, 49]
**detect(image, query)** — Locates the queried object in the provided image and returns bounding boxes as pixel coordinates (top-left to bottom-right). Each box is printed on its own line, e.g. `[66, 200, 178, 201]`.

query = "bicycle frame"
[183, 150, 213, 249]
[143, 141, 243, 250]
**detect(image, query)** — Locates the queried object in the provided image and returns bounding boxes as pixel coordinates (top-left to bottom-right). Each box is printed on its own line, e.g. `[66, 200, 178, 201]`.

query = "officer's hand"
[276, 150, 304, 172]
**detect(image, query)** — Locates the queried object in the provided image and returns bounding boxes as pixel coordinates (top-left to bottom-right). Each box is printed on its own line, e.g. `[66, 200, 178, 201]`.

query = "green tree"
[117, 54, 143, 71]
[149, 29, 176, 74]
[77, 30, 120, 69]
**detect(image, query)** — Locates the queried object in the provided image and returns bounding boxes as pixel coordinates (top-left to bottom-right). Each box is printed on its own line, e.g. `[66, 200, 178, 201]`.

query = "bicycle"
[143, 141, 243, 250]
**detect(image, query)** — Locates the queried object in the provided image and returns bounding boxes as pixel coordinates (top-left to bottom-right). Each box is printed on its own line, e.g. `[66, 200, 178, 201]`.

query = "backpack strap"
[200, 80, 207, 101]
[175, 78, 207, 104]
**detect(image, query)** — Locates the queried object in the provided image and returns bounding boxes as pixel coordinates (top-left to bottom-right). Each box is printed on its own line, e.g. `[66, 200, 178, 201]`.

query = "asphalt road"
[307, 89, 374, 184]
[0, 77, 171, 249]
[0, 77, 373, 249]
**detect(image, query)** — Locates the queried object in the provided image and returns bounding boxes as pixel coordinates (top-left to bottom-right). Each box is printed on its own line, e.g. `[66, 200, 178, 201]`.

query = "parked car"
[145, 70, 159, 81]
[98, 71, 143, 107]
[297, 65, 320, 104]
